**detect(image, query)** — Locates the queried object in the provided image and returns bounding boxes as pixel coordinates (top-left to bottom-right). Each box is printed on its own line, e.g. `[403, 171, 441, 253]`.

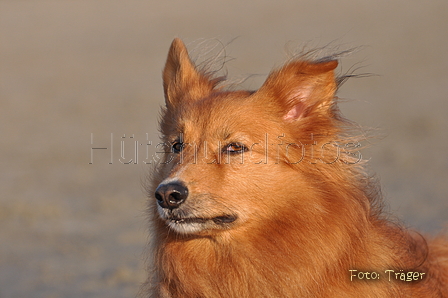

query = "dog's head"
[152, 39, 358, 236]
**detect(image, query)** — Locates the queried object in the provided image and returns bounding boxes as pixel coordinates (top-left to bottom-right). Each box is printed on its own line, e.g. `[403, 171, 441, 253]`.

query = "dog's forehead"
[181, 91, 262, 140]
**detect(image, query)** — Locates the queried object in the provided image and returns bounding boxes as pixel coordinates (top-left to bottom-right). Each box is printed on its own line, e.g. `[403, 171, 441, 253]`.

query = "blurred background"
[1, 1, 447, 297]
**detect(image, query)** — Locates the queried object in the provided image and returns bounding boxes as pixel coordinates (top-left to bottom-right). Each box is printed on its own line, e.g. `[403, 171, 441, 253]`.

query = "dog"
[141, 38, 448, 297]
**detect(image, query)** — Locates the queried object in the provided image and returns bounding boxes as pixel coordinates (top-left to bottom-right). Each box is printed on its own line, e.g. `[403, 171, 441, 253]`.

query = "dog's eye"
[172, 142, 183, 153]
[223, 142, 247, 154]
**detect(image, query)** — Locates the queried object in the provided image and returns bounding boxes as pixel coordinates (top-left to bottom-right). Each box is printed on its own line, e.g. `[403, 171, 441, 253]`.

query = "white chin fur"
[167, 221, 205, 234]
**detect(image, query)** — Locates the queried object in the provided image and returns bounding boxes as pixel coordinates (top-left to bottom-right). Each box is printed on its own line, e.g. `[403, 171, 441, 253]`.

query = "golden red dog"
[141, 38, 448, 297]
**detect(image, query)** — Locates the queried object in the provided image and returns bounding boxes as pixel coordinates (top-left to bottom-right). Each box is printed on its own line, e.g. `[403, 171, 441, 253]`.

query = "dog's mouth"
[168, 215, 237, 225]
[157, 200, 238, 234]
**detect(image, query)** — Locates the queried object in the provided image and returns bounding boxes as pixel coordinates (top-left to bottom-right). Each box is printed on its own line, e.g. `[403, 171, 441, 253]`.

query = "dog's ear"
[163, 38, 218, 108]
[257, 60, 338, 121]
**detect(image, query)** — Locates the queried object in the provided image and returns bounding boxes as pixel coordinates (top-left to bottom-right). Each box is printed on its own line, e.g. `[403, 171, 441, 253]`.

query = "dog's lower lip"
[169, 217, 206, 224]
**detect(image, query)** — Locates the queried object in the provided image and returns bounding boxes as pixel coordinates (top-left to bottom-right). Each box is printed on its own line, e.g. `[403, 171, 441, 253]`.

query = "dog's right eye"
[223, 142, 248, 155]
[172, 142, 183, 153]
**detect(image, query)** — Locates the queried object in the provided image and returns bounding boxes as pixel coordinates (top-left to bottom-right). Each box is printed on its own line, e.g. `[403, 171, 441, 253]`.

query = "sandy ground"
[1, 1, 447, 297]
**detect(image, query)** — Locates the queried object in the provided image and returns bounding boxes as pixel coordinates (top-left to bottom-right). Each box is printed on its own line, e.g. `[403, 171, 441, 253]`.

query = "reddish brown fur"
[141, 38, 448, 297]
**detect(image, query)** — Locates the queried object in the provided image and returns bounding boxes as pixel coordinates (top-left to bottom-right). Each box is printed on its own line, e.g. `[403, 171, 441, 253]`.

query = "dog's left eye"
[223, 142, 247, 154]
[172, 142, 183, 153]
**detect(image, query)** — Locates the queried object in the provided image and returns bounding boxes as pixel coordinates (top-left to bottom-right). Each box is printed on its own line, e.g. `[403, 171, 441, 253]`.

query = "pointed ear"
[257, 60, 338, 121]
[163, 38, 219, 108]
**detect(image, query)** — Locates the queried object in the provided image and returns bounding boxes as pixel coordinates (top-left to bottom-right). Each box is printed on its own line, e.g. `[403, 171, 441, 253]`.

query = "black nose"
[155, 182, 188, 210]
